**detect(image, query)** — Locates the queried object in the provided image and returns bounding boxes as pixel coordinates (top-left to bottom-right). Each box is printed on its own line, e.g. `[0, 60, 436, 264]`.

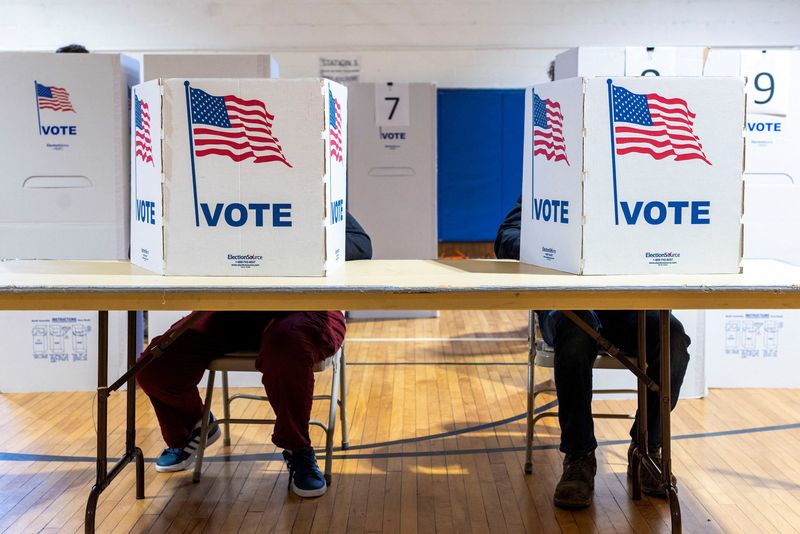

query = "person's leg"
[256, 311, 346, 451]
[137, 311, 269, 470]
[551, 310, 602, 456]
[255, 311, 346, 497]
[137, 312, 223, 448]
[549, 310, 602, 509]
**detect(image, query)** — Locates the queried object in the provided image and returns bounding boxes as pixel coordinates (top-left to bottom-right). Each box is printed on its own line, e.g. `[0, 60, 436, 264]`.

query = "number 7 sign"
[374, 83, 410, 127]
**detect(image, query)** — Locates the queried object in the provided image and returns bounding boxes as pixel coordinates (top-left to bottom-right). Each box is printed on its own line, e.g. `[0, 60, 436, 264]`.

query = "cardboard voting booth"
[555, 47, 707, 80]
[0, 311, 133, 393]
[705, 310, 800, 388]
[136, 53, 279, 83]
[705, 50, 800, 265]
[0, 52, 136, 260]
[702, 49, 800, 387]
[0, 53, 139, 392]
[704, 49, 800, 180]
[347, 83, 437, 261]
[624, 47, 707, 77]
[347, 82, 438, 319]
[133, 54, 280, 329]
[520, 77, 745, 275]
[131, 78, 347, 276]
[554, 48, 626, 80]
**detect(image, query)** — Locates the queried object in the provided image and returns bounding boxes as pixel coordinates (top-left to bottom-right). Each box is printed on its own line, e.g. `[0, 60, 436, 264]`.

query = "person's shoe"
[627, 442, 677, 497]
[283, 447, 327, 498]
[553, 450, 597, 509]
[155, 413, 221, 473]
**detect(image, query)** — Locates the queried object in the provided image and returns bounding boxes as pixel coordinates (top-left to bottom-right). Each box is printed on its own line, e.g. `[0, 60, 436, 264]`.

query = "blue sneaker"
[283, 448, 327, 497]
[155, 413, 221, 473]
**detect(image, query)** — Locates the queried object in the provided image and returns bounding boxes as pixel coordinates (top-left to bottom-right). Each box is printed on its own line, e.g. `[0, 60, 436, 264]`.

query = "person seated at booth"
[137, 213, 371, 498]
[56, 44, 89, 53]
[495, 196, 691, 509]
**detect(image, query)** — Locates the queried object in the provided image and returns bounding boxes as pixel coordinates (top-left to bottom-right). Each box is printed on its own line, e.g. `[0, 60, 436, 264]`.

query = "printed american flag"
[189, 86, 292, 167]
[36, 82, 75, 112]
[134, 95, 153, 165]
[329, 89, 343, 164]
[611, 84, 711, 165]
[533, 93, 569, 165]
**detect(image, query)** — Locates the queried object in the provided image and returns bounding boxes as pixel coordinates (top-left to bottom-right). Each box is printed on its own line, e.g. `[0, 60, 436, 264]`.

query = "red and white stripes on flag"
[189, 86, 292, 167]
[533, 93, 569, 165]
[135, 95, 153, 165]
[35, 83, 75, 112]
[611, 84, 711, 165]
[329, 89, 343, 164]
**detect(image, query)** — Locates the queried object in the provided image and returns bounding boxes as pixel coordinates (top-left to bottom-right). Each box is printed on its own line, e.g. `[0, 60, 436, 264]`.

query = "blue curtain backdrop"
[437, 88, 524, 242]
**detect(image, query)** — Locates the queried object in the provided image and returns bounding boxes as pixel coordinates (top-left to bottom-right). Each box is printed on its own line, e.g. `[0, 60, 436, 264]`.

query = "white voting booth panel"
[705, 310, 800, 388]
[0, 53, 140, 392]
[0, 311, 132, 393]
[148, 311, 264, 388]
[554, 48, 625, 80]
[704, 49, 800, 179]
[130, 78, 347, 276]
[554, 47, 706, 80]
[520, 77, 744, 275]
[526, 74, 742, 398]
[347, 82, 438, 320]
[624, 47, 707, 77]
[135, 54, 279, 323]
[0, 52, 136, 260]
[703, 49, 800, 387]
[135, 53, 279, 82]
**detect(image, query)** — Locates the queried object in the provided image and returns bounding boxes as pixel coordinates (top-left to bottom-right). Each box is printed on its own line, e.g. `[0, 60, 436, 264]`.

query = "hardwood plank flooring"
[0, 310, 797, 532]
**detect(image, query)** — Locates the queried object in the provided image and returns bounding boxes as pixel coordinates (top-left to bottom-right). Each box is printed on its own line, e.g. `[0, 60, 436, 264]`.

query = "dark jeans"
[137, 310, 346, 451]
[538, 310, 691, 456]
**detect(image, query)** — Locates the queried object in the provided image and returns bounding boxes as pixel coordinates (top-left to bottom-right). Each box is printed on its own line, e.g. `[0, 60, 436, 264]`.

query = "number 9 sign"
[740, 50, 792, 116]
[753, 72, 775, 104]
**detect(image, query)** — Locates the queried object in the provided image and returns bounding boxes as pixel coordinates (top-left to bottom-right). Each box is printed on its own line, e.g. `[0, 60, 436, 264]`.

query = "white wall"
[2, 1, 799, 86]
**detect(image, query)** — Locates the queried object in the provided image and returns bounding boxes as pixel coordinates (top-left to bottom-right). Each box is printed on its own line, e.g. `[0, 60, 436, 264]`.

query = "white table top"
[1, 259, 799, 311]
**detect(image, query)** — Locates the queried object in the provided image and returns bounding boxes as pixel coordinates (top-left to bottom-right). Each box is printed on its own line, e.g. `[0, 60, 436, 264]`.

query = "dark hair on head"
[547, 60, 555, 82]
[56, 44, 89, 53]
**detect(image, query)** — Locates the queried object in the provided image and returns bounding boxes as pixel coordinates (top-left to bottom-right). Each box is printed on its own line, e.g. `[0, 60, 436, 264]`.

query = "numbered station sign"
[374, 82, 410, 127]
[625, 47, 706, 77]
[741, 50, 792, 116]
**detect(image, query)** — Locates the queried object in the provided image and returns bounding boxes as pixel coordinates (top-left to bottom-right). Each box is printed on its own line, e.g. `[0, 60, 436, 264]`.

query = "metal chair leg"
[338, 344, 349, 450]
[193, 370, 216, 483]
[660, 310, 682, 533]
[323, 353, 341, 485]
[221, 370, 231, 447]
[525, 310, 536, 475]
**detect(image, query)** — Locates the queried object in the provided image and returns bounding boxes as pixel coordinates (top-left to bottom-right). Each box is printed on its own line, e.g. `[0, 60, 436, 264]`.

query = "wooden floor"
[0, 310, 799, 533]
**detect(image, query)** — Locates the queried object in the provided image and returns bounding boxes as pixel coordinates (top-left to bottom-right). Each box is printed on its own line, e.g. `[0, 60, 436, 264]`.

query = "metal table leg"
[85, 310, 202, 532]
[84, 310, 109, 533]
[85, 311, 148, 533]
[127, 311, 145, 499]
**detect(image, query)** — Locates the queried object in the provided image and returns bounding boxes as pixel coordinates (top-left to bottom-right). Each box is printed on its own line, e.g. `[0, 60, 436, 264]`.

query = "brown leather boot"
[627, 442, 678, 497]
[554, 450, 597, 509]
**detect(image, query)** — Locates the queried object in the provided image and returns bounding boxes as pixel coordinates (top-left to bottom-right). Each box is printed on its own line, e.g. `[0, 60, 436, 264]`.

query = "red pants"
[137, 310, 346, 451]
